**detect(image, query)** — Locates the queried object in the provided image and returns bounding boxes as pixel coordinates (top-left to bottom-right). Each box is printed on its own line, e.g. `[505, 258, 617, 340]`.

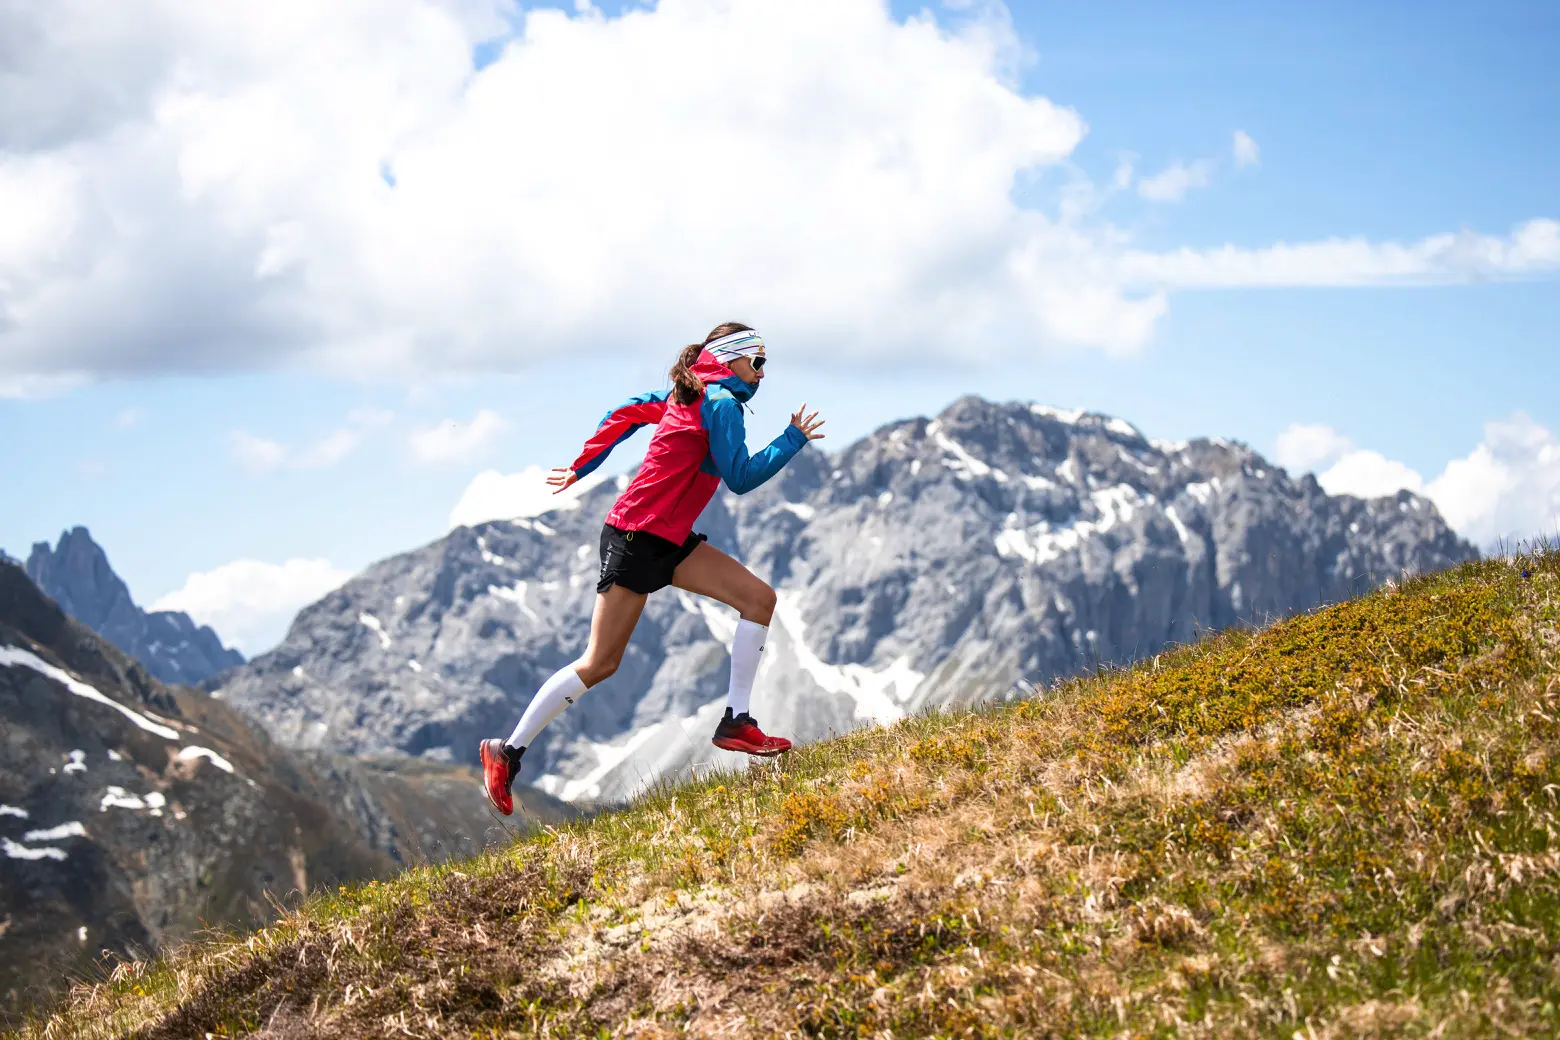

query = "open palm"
[547, 467, 578, 494]
[790, 403, 826, 441]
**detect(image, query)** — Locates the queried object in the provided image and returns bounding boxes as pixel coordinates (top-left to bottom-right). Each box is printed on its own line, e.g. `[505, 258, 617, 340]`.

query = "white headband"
[706, 328, 766, 363]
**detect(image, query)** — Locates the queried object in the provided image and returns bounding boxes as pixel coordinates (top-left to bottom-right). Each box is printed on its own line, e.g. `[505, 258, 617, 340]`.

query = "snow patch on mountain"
[358, 613, 392, 649]
[177, 746, 236, 774]
[99, 787, 167, 815]
[23, 822, 86, 842]
[1031, 404, 1085, 424]
[3, 837, 67, 861]
[0, 646, 181, 740]
[773, 593, 923, 723]
[488, 582, 541, 622]
[930, 424, 1001, 482]
[995, 485, 1148, 565]
[677, 591, 739, 647]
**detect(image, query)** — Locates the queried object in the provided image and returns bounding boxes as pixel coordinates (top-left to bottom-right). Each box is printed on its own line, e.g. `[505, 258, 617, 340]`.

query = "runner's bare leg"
[575, 584, 650, 685]
[670, 542, 776, 624]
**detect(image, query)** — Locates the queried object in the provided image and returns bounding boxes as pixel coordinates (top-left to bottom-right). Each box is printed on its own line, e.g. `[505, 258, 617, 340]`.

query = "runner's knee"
[743, 582, 777, 626]
[576, 656, 619, 687]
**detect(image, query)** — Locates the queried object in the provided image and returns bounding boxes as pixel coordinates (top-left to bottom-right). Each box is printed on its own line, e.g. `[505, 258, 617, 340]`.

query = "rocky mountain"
[0, 560, 570, 1016]
[210, 396, 1477, 806]
[26, 527, 245, 685]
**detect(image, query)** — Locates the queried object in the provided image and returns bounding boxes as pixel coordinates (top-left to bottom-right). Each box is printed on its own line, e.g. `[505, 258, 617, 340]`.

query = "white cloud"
[1137, 159, 1215, 203]
[410, 409, 507, 465]
[1232, 130, 1260, 168]
[1273, 422, 1354, 474]
[1425, 414, 1560, 548]
[292, 428, 362, 469]
[1112, 156, 1135, 190]
[230, 408, 392, 471]
[1319, 450, 1425, 499]
[152, 557, 353, 655]
[449, 465, 610, 529]
[1120, 219, 1560, 289]
[114, 407, 142, 429]
[1273, 416, 1560, 549]
[231, 430, 287, 473]
[0, 1, 1554, 382]
[1273, 423, 1427, 500]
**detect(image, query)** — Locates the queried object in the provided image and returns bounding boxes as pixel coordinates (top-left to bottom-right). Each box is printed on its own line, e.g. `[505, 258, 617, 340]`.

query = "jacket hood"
[691, 349, 759, 402]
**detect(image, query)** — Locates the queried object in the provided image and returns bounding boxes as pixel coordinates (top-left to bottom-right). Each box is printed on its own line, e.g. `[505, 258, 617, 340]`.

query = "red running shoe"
[479, 738, 524, 815]
[712, 709, 792, 757]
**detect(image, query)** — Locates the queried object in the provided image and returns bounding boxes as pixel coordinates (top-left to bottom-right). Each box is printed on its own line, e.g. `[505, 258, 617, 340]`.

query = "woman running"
[480, 322, 826, 815]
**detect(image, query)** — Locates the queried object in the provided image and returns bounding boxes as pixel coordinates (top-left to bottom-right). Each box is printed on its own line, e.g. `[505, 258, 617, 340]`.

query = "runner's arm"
[703, 393, 807, 494]
[570, 390, 670, 478]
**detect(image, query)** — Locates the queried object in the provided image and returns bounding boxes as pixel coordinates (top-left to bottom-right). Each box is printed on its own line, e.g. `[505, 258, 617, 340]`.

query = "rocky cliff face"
[0, 561, 569, 1016]
[211, 396, 1477, 806]
[25, 528, 245, 685]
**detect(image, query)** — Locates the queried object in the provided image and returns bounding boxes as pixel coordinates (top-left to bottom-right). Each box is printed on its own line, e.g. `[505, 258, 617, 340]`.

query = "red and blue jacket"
[569, 350, 807, 545]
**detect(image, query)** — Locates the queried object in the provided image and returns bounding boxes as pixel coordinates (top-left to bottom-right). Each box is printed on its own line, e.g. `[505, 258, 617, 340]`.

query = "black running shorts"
[597, 523, 707, 595]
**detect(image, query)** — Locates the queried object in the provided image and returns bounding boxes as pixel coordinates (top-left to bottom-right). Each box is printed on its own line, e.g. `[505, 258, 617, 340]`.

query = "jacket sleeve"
[571, 390, 669, 478]
[703, 393, 807, 494]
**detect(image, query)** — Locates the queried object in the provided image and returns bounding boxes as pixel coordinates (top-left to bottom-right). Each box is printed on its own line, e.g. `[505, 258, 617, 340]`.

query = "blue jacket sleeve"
[702, 393, 807, 494]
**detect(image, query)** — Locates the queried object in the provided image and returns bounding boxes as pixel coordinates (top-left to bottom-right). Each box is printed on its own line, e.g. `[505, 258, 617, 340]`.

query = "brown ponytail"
[668, 321, 753, 405]
[669, 342, 704, 405]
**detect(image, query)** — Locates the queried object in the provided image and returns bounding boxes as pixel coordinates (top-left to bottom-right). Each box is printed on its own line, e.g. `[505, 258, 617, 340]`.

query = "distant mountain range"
[26, 528, 244, 685]
[207, 395, 1477, 806]
[0, 558, 570, 1015]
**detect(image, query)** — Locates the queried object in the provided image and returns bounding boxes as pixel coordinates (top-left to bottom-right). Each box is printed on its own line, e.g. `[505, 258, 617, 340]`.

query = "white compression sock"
[506, 665, 589, 750]
[727, 619, 768, 717]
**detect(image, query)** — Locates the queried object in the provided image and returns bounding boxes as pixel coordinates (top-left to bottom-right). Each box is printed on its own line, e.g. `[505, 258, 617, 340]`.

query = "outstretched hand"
[547, 467, 579, 494]
[790, 403, 826, 441]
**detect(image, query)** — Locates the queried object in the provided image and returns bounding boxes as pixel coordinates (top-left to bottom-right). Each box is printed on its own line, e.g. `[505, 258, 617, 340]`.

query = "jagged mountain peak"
[27, 526, 136, 633]
[837, 397, 1446, 530]
[25, 526, 245, 685]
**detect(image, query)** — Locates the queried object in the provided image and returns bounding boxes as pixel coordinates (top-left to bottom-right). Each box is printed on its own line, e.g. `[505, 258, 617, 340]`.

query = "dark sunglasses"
[750, 355, 766, 371]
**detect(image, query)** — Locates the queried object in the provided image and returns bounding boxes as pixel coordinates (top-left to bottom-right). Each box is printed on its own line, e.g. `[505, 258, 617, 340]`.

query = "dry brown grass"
[15, 546, 1560, 1038]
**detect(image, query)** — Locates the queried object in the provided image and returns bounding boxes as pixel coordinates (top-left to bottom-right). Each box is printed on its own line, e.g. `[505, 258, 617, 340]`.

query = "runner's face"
[731, 355, 765, 384]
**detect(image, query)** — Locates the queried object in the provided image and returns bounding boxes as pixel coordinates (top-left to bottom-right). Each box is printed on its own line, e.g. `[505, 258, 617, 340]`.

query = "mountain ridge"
[210, 395, 1476, 804]
[0, 559, 570, 1016]
[25, 527, 244, 686]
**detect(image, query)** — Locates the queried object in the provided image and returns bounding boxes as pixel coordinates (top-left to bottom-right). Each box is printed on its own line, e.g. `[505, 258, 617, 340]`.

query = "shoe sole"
[712, 738, 791, 757]
[478, 741, 513, 816]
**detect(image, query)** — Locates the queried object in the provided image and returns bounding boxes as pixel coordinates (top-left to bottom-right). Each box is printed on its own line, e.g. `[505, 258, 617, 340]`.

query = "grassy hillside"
[16, 548, 1560, 1038]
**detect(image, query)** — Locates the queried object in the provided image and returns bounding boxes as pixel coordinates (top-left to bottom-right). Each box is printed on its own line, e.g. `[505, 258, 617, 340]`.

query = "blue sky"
[1, 0, 1556, 653]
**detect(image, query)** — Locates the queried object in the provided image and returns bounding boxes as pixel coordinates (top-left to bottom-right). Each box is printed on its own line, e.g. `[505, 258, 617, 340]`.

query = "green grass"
[15, 546, 1560, 1038]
